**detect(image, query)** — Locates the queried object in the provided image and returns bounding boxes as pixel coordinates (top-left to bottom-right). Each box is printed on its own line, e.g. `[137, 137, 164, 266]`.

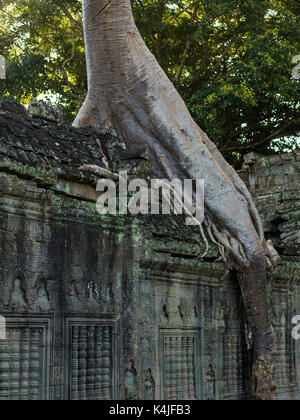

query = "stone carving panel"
[144, 368, 155, 400]
[159, 298, 200, 328]
[125, 359, 139, 400]
[205, 364, 216, 400]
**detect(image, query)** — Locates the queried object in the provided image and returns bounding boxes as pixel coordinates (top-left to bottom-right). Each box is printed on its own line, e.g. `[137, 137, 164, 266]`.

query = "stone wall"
[239, 151, 300, 261]
[0, 101, 299, 400]
[239, 152, 300, 400]
[0, 171, 243, 400]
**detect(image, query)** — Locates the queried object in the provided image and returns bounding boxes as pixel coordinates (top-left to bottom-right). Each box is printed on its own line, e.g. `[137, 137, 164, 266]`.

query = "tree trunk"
[74, 0, 276, 400]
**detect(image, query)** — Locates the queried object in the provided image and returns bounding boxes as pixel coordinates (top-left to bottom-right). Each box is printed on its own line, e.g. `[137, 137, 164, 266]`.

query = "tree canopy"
[0, 0, 299, 165]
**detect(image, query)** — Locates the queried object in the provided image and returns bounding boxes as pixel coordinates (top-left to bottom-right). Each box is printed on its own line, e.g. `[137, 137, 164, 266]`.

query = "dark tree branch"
[58, 5, 83, 33]
[174, 1, 200, 85]
[164, 1, 198, 25]
[221, 118, 299, 152]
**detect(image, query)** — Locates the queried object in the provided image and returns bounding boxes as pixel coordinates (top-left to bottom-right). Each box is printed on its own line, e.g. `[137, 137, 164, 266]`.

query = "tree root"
[251, 356, 276, 400]
[157, 179, 211, 258]
[265, 239, 280, 272]
[79, 164, 119, 180]
[76, 1, 278, 400]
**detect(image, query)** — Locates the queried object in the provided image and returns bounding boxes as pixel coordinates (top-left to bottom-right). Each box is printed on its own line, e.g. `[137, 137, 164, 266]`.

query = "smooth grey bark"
[75, 0, 277, 400]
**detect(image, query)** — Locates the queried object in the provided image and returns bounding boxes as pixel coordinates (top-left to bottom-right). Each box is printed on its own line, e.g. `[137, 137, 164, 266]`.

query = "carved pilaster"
[94, 327, 103, 400]
[78, 326, 87, 400]
[20, 328, 30, 400]
[71, 326, 79, 400]
[0, 330, 9, 400]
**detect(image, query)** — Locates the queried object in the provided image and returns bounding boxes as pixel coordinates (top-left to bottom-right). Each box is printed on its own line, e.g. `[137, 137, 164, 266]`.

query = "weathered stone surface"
[28, 99, 64, 124]
[0, 104, 299, 400]
[241, 151, 300, 261]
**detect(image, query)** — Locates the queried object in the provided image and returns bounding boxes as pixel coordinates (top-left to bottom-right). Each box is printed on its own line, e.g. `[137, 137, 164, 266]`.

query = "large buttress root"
[238, 258, 276, 400]
[75, 0, 277, 400]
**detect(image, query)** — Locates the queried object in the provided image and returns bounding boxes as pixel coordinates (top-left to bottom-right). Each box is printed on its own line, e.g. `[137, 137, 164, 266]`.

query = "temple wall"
[0, 100, 299, 400]
[0, 161, 299, 400]
[239, 151, 300, 400]
[0, 171, 245, 400]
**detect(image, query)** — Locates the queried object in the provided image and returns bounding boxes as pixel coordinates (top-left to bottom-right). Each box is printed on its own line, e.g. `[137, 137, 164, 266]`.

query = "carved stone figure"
[159, 298, 169, 325]
[178, 298, 196, 323]
[144, 369, 155, 400]
[206, 364, 216, 400]
[125, 360, 138, 400]
[10, 278, 26, 308]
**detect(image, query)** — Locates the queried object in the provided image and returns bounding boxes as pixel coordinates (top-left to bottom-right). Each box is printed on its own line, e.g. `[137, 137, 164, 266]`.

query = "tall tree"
[0, 0, 86, 122]
[0, 1, 299, 159]
[132, 0, 300, 162]
[75, 0, 278, 400]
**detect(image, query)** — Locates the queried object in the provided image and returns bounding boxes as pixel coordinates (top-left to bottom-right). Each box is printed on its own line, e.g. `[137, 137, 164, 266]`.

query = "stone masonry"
[0, 99, 299, 400]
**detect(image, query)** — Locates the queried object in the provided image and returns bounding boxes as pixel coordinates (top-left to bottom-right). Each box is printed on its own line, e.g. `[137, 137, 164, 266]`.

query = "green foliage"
[0, 0, 86, 123]
[0, 0, 299, 164]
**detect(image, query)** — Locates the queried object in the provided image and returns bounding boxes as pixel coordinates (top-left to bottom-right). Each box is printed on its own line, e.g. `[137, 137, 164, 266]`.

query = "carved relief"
[144, 369, 155, 400]
[214, 300, 225, 322]
[37, 280, 51, 311]
[63, 271, 87, 309]
[271, 294, 287, 327]
[9, 277, 51, 311]
[204, 330, 217, 357]
[178, 298, 192, 323]
[178, 298, 199, 324]
[63, 271, 115, 314]
[159, 298, 169, 326]
[125, 360, 139, 400]
[205, 364, 216, 400]
[10, 278, 26, 308]
[23, 273, 39, 308]
[159, 298, 200, 327]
